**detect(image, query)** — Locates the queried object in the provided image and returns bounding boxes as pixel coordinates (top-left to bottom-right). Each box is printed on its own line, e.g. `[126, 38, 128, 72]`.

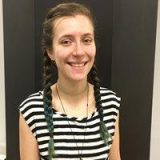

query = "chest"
[35, 113, 113, 159]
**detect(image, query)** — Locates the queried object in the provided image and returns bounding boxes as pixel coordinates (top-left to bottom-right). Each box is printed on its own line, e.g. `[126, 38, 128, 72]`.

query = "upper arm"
[108, 116, 121, 160]
[19, 113, 40, 160]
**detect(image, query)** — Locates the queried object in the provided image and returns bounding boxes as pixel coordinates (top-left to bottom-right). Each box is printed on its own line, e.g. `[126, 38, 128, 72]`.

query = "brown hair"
[42, 2, 110, 159]
[42, 2, 95, 51]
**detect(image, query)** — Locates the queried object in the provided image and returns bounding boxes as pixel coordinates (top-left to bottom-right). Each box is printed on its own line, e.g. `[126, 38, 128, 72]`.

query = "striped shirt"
[19, 87, 120, 160]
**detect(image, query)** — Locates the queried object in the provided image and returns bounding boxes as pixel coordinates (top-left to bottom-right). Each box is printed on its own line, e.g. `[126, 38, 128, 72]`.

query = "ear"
[46, 49, 55, 61]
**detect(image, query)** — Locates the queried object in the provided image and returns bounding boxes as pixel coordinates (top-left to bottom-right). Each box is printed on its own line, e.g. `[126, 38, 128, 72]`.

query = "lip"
[67, 61, 88, 67]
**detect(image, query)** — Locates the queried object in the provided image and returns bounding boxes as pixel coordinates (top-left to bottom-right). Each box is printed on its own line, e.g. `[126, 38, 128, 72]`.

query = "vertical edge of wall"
[3, 0, 35, 159]
[0, 0, 6, 155]
[112, 0, 158, 160]
[150, 0, 160, 159]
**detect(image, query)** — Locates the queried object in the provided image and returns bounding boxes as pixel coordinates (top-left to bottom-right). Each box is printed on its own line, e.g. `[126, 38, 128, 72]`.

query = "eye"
[83, 37, 93, 45]
[60, 39, 72, 46]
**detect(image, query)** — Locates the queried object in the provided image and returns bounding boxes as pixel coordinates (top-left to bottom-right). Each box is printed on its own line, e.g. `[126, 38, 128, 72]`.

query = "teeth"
[71, 63, 85, 67]
[68, 61, 87, 67]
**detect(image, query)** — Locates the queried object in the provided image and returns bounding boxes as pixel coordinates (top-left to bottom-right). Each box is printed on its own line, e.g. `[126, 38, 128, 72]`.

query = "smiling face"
[48, 15, 96, 83]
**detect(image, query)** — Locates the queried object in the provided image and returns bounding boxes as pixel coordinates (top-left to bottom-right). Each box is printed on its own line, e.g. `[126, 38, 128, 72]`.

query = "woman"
[19, 2, 121, 160]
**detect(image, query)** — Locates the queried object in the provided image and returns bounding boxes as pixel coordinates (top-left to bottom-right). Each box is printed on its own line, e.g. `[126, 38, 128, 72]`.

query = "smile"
[67, 61, 88, 67]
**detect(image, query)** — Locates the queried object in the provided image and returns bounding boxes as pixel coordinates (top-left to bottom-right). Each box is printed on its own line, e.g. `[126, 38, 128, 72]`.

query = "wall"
[0, 0, 6, 155]
[150, 0, 160, 159]
[111, 0, 158, 159]
[3, 0, 35, 159]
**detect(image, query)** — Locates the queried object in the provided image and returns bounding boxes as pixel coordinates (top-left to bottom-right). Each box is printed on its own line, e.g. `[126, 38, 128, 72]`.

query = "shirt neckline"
[52, 107, 97, 122]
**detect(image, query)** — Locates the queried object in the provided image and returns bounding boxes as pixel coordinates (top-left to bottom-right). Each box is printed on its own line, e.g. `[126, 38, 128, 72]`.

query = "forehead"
[53, 15, 94, 38]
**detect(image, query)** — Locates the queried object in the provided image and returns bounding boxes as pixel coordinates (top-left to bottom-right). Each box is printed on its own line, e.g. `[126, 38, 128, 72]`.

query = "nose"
[72, 42, 85, 57]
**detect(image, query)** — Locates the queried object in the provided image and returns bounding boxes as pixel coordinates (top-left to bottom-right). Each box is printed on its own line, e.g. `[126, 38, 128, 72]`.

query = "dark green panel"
[112, 0, 158, 159]
[3, 0, 35, 159]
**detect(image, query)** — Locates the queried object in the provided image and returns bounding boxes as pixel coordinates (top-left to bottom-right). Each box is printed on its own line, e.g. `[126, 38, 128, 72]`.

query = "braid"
[89, 63, 111, 144]
[41, 2, 99, 159]
[43, 51, 55, 159]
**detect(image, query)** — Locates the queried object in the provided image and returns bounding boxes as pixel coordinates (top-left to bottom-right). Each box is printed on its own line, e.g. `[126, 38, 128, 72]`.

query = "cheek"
[53, 48, 66, 61]
[88, 45, 96, 58]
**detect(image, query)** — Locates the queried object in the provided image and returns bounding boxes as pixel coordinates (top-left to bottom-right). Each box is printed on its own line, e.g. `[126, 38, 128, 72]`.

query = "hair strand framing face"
[41, 2, 111, 159]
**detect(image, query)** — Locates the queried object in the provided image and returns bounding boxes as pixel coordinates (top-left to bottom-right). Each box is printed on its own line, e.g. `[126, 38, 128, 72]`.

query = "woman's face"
[48, 15, 96, 82]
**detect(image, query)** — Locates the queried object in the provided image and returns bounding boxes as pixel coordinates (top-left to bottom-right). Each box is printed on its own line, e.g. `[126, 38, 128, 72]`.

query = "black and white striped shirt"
[19, 87, 120, 160]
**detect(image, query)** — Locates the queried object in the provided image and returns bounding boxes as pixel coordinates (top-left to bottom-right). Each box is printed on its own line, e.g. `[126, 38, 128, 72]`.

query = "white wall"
[0, 0, 6, 155]
[150, 0, 160, 160]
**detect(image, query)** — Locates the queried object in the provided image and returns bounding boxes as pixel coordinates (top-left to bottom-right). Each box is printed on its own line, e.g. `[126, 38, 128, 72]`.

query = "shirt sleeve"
[100, 88, 121, 138]
[18, 92, 44, 137]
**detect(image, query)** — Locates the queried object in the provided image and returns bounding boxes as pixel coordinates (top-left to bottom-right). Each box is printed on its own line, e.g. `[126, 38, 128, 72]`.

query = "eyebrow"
[59, 33, 94, 39]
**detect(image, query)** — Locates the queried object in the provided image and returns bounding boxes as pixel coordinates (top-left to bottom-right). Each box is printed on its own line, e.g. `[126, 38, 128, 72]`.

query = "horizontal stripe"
[19, 87, 120, 160]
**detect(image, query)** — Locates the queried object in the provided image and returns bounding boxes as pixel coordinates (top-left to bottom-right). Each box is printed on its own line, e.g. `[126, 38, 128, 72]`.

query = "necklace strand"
[56, 83, 89, 160]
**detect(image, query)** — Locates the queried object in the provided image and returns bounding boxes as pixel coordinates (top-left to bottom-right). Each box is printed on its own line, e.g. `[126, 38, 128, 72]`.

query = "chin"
[68, 74, 88, 82]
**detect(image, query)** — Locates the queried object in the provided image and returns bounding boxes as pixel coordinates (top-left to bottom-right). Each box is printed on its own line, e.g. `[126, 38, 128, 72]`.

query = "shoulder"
[19, 91, 44, 117]
[100, 87, 121, 110]
[100, 87, 121, 102]
[19, 91, 44, 137]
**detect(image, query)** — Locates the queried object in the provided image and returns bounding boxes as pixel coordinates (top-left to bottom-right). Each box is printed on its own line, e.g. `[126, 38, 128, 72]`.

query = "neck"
[57, 78, 88, 97]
